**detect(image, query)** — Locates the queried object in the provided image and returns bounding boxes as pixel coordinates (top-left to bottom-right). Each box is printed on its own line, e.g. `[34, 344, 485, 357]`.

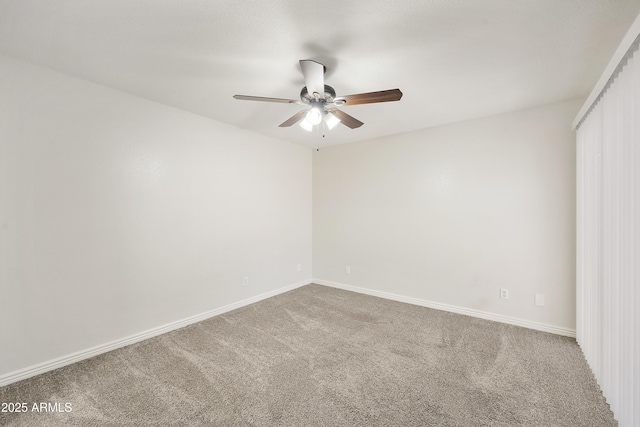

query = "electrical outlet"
[297, 264, 301, 272]
[500, 288, 509, 300]
[346, 265, 351, 274]
[243, 276, 249, 286]
[535, 293, 545, 306]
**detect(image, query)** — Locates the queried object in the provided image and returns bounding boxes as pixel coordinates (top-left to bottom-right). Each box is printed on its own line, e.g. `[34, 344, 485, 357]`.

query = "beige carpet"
[0, 284, 615, 426]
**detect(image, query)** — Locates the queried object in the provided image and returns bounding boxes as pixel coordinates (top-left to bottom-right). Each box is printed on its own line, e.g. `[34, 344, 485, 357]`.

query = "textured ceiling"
[1, 0, 639, 148]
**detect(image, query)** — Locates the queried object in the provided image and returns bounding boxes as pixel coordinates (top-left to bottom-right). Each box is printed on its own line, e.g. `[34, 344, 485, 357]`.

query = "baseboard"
[0, 279, 312, 387]
[313, 279, 576, 338]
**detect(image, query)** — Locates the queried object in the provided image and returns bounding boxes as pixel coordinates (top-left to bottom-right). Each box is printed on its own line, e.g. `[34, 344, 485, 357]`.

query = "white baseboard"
[0, 279, 312, 387]
[313, 279, 576, 338]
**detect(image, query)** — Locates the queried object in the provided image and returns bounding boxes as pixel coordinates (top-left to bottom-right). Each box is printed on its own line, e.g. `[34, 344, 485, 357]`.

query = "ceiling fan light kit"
[234, 60, 403, 134]
[298, 108, 340, 133]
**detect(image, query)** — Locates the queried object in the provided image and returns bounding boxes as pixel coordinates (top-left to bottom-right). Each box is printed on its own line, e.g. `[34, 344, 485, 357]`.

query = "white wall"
[0, 55, 312, 379]
[0, 51, 582, 382]
[313, 98, 581, 333]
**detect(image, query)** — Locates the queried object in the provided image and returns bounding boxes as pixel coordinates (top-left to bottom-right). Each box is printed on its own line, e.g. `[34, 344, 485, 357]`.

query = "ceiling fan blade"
[299, 60, 326, 99]
[279, 110, 309, 127]
[234, 94, 300, 104]
[335, 89, 403, 106]
[330, 108, 364, 129]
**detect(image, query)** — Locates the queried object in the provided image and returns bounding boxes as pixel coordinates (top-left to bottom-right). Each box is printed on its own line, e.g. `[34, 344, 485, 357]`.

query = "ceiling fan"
[234, 60, 403, 132]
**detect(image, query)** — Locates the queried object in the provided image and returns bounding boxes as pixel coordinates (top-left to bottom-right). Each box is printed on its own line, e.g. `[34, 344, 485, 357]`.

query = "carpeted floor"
[0, 284, 615, 426]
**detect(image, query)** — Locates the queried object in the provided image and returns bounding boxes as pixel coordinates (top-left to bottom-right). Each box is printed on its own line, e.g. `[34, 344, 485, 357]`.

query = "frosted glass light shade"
[306, 108, 322, 125]
[299, 119, 313, 132]
[324, 111, 341, 130]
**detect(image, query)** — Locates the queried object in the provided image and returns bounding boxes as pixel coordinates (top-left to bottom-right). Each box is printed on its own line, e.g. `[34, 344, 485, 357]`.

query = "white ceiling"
[1, 0, 639, 148]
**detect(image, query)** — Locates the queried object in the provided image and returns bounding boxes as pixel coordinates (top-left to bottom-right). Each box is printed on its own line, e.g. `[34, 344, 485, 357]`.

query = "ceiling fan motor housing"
[300, 85, 336, 104]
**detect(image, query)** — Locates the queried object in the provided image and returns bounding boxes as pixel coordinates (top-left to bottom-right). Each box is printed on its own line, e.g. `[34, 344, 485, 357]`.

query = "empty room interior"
[1, 1, 639, 426]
